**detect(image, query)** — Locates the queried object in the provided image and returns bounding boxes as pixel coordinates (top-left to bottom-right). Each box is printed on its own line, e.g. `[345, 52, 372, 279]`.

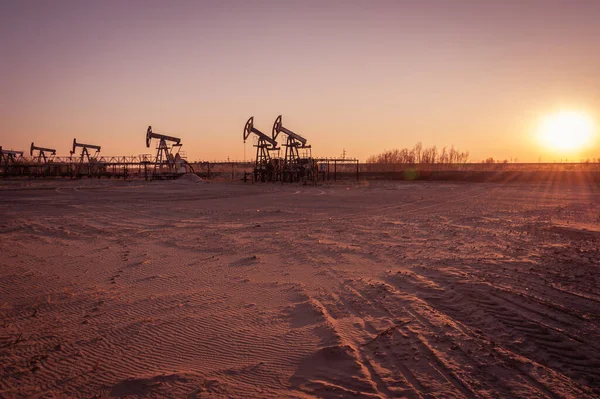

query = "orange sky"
[2, 1, 599, 162]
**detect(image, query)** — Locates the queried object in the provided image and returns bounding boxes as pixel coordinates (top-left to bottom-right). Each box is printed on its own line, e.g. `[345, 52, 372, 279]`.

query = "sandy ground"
[0, 178, 599, 398]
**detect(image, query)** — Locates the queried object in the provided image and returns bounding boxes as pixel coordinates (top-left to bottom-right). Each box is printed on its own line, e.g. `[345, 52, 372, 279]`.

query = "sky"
[1, 0, 600, 162]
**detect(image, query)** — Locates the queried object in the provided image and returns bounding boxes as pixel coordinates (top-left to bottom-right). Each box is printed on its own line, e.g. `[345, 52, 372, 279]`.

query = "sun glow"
[537, 111, 596, 153]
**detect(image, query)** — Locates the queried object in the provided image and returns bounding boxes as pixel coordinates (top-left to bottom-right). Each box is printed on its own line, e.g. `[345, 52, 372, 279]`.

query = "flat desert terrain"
[1, 178, 599, 398]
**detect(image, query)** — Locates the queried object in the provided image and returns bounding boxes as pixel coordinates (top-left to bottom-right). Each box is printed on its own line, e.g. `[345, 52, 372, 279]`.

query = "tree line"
[366, 142, 469, 164]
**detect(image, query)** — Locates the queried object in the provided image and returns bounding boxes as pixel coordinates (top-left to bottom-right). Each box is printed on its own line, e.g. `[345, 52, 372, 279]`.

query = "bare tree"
[367, 143, 469, 165]
[414, 142, 422, 164]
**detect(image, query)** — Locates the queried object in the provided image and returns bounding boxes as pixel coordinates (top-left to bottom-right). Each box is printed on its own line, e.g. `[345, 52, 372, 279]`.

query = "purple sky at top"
[2, 0, 599, 161]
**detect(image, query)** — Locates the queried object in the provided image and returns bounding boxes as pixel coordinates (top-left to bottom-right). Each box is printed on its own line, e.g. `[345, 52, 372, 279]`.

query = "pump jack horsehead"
[272, 115, 315, 183]
[244, 116, 280, 182]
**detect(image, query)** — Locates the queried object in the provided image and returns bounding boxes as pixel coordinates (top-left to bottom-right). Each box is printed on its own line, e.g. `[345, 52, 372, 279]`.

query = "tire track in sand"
[385, 268, 600, 397]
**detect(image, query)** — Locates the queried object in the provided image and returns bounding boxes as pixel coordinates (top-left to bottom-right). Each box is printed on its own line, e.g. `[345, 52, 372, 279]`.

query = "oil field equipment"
[70, 138, 101, 162]
[243, 116, 280, 182]
[29, 142, 57, 176]
[272, 115, 315, 183]
[0, 147, 24, 176]
[30, 142, 56, 163]
[70, 138, 103, 177]
[0, 147, 24, 163]
[146, 126, 189, 178]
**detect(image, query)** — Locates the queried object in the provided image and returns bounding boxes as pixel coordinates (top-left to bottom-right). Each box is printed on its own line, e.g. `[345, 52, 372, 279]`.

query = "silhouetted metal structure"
[0, 130, 194, 180]
[0, 147, 24, 176]
[145, 126, 191, 178]
[29, 142, 57, 177]
[316, 158, 360, 182]
[272, 115, 316, 183]
[0, 147, 23, 163]
[243, 116, 280, 182]
[70, 138, 100, 163]
[69, 138, 104, 177]
[30, 142, 56, 163]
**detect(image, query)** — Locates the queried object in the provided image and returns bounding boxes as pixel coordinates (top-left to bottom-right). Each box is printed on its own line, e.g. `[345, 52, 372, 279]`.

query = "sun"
[537, 110, 596, 152]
